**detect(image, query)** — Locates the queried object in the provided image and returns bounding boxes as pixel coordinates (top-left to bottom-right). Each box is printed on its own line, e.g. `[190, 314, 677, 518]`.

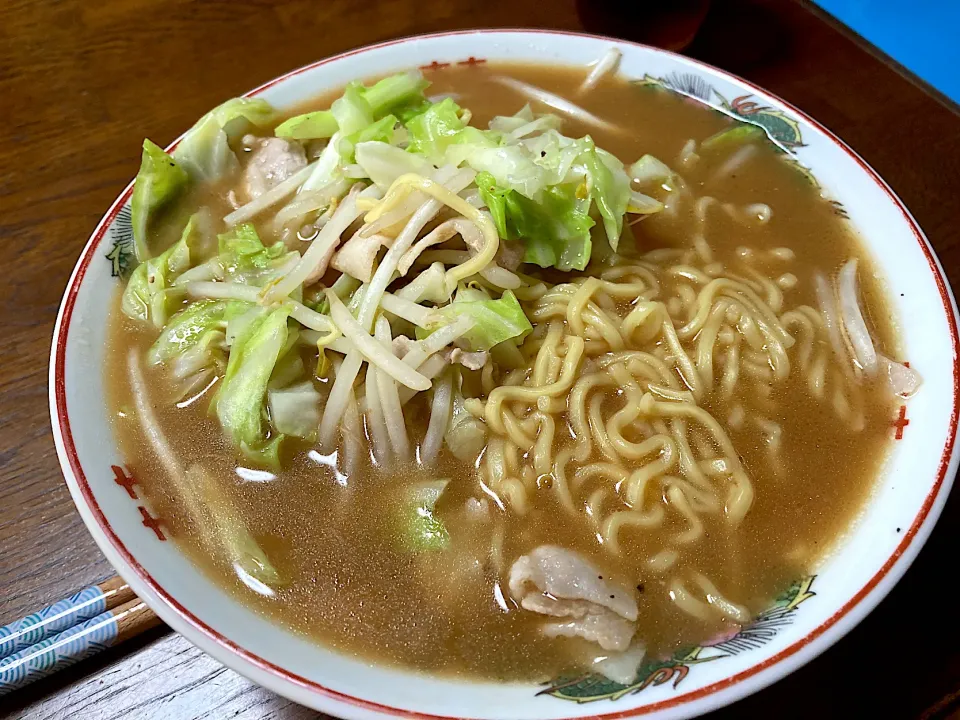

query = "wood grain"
[1, 0, 958, 718]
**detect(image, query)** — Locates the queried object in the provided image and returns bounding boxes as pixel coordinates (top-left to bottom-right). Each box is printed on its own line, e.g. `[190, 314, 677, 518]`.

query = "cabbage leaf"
[445, 376, 486, 464]
[434, 286, 532, 351]
[476, 171, 594, 271]
[581, 143, 631, 249]
[147, 298, 248, 365]
[405, 98, 491, 164]
[186, 464, 283, 587]
[338, 114, 397, 164]
[218, 223, 294, 286]
[214, 305, 292, 467]
[268, 381, 321, 440]
[397, 480, 450, 552]
[275, 110, 337, 141]
[173, 97, 276, 183]
[275, 71, 428, 141]
[354, 141, 433, 189]
[130, 139, 189, 262]
[122, 214, 202, 326]
[331, 82, 374, 137]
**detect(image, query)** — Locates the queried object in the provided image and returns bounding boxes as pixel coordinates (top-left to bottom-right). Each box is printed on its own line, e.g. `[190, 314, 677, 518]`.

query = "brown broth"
[106, 62, 901, 681]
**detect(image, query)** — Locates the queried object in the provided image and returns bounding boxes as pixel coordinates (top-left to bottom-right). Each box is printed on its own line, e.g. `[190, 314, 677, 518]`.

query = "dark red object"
[137, 506, 166, 542]
[893, 404, 910, 440]
[576, 0, 712, 51]
[111, 465, 139, 499]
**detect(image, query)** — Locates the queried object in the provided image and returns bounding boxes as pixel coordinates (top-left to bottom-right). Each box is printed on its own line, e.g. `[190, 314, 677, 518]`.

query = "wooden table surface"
[1, 0, 958, 718]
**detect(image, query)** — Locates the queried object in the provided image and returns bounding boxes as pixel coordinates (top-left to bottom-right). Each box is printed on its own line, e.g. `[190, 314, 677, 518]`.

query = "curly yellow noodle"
[607, 407, 677, 467]
[621, 302, 663, 346]
[603, 508, 665, 554]
[455, 233, 874, 571]
[598, 352, 676, 387]
[585, 487, 610, 532]
[667, 577, 714, 622]
[532, 412, 556, 476]
[666, 484, 704, 544]
[695, 299, 734, 388]
[574, 462, 630, 494]
[533, 321, 564, 386]
[567, 278, 600, 336]
[619, 441, 677, 506]
[692, 573, 751, 623]
[499, 478, 528, 515]
[742, 266, 784, 313]
[588, 392, 620, 462]
[583, 305, 625, 349]
[569, 373, 618, 459]
[668, 265, 712, 284]
[667, 419, 717, 498]
[678, 278, 792, 346]
[719, 335, 741, 399]
[597, 279, 654, 300]
[483, 336, 584, 433]
[551, 448, 577, 514]
[501, 408, 536, 452]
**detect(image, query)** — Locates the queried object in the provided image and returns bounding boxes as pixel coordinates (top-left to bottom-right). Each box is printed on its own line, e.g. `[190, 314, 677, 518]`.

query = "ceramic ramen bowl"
[49, 29, 959, 720]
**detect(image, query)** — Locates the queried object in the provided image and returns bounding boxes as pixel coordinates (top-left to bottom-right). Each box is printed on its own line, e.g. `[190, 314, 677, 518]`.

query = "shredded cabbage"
[213, 305, 292, 467]
[130, 140, 189, 262]
[275, 110, 337, 140]
[628, 154, 674, 185]
[338, 114, 398, 164]
[445, 379, 487, 465]
[268, 381, 321, 440]
[396, 480, 450, 552]
[219, 224, 283, 270]
[405, 98, 492, 164]
[173, 98, 276, 182]
[276, 71, 428, 141]
[148, 298, 248, 365]
[581, 143, 631, 249]
[355, 141, 434, 189]
[331, 82, 374, 137]
[186, 464, 283, 587]
[488, 104, 536, 133]
[426, 286, 533, 351]
[477, 171, 594, 271]
[218, 223, 296, 287]
[701, 123, 764, 152]
[122, 214, 202, 326]
[453, 144, 546, 198]
[363, 71, 430, 117]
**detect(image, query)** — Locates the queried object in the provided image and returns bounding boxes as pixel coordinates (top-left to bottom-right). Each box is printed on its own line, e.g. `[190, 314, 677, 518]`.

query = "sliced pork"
[445, 348, 488, 370]
[508, 545, 638, 651]
[332, 230, 388, 283]
[243, 136, 307, 200]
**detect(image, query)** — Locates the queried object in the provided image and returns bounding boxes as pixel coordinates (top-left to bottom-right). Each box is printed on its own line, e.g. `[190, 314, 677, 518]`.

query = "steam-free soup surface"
[107, 62, 902, 681]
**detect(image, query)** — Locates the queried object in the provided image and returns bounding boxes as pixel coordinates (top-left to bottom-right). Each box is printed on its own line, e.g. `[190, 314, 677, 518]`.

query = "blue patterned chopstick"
[0, 598, 160, 695]
[0, 598, 160, 697]
[0, 577, 134, 659]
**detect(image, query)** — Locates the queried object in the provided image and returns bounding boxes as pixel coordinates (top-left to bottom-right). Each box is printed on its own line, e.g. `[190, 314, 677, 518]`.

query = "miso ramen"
[106, 51, 921, 683]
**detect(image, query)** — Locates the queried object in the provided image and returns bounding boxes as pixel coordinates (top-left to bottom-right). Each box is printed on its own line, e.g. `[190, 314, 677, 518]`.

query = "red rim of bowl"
[50, 28, 960, 720]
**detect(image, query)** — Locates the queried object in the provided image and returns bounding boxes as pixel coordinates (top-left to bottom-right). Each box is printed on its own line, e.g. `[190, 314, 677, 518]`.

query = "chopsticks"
[0, 577, 161, 695]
